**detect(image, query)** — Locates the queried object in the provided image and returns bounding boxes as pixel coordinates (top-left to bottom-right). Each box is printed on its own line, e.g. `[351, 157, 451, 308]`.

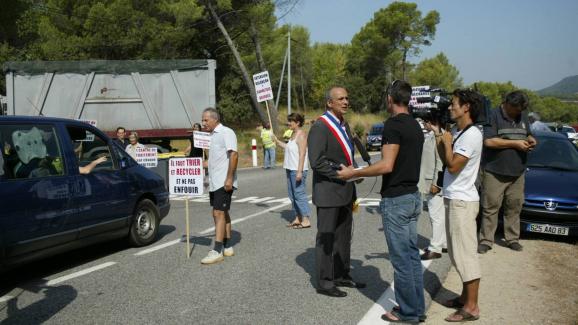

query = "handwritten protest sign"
[193, 131, 211, 149]
[135, 147, 158, 168]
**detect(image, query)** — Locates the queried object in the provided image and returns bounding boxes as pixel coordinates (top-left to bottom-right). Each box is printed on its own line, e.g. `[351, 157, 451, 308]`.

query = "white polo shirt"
[208, 123, 238, 192]
[443, 126, 483, 202]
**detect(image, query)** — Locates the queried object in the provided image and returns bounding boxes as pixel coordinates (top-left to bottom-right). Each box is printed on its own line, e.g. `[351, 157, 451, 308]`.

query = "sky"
[275, 0, 578, 91]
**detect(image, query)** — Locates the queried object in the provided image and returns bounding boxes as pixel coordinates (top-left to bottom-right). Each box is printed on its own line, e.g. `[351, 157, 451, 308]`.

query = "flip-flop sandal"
[381, 310, 419, 324]
[443, 297, 465, 309]
[445, 308, 480, 322]
[286, 222, 301, 228]
[392, 306, 427, 322]
[292, 224, 311, 229]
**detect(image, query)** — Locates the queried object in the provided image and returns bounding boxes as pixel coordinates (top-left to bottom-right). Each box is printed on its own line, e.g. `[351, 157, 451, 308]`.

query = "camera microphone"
[415, 97, 432, 103]
[353, 137, 372, 165]
[429, 88, 444, 92]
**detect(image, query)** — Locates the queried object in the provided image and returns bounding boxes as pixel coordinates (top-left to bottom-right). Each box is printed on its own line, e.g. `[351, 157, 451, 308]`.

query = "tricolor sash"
[319, 112, 354, 166]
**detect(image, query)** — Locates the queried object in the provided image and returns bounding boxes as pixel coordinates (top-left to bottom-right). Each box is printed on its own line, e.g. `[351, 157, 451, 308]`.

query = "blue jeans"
[380, 191, 425, 322]
[286, 169, 311, 217]
[264, 147, 276, 168]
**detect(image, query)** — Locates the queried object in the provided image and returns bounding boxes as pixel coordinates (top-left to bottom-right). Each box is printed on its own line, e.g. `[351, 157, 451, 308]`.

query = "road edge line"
[45, 261, 117, 286]
[358, 252, 434, 324]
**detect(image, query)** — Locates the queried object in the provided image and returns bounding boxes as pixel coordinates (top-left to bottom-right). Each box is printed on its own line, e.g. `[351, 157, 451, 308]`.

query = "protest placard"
[168, 158, 204, 196]
[193, 131, 211, 149]
[135, 147, 158, 168]
[252, 71, 274, 103]
[77, 119, 97, 141]
[168, 157, 204, 258]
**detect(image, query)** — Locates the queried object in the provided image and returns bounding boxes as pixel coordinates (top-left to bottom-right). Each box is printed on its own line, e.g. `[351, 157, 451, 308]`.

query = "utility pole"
[275, 49, 288, 112]
[287, 26, 291, 116]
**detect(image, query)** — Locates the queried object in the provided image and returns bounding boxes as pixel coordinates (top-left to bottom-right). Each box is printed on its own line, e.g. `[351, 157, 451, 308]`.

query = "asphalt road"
[0, 156, 452, 324]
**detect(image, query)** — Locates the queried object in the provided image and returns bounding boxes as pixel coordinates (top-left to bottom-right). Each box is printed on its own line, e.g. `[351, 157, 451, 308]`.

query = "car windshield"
[370, 125, 383, 135]
[527, 137, 578, 171]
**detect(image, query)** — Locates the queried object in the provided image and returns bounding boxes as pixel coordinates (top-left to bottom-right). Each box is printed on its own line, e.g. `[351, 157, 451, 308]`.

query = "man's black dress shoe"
[316, 287, 347, 297]
[420, 250, 442, 260]
[334, 279, 366, 288]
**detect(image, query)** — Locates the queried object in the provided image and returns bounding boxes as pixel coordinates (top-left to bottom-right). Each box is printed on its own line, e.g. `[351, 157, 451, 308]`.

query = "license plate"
[526, 223, 569, 236]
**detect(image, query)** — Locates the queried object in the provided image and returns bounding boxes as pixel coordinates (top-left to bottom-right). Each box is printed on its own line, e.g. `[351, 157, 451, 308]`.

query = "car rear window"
[0, 124, 65, 180]
[370, 125, 383, 135]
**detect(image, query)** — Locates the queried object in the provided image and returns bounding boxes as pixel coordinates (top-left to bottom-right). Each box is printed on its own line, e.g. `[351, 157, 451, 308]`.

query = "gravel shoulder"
[427, 235, 578, 325]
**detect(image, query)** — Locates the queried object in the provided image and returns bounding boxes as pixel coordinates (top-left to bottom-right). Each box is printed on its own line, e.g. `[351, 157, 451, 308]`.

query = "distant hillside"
[538, 75, 578, 98]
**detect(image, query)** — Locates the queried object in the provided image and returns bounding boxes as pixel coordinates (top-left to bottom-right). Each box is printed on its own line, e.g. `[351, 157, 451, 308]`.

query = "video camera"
[409, 86, 452, 125]
[409, 85, 491, 126]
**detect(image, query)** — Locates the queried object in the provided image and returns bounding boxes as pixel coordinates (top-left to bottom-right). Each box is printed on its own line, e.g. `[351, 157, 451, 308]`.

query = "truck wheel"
[129, 199, 160, 247]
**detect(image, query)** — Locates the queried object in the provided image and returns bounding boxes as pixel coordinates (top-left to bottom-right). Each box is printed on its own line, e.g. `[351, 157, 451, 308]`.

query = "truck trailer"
[3, 60, 216, 147]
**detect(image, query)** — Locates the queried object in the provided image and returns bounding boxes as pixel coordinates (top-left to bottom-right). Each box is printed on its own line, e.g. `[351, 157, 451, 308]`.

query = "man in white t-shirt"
[200, 107, 238, 265]
[528, 112, 551, 133]
[428, 89, 483, 322]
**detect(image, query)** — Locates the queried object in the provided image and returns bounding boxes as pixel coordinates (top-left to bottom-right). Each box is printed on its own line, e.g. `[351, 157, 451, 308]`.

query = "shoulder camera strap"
[452, 124, 474, 149]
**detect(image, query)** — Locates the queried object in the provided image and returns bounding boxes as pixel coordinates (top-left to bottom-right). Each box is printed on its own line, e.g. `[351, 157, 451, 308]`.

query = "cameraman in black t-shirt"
[337, 80, 425, 324]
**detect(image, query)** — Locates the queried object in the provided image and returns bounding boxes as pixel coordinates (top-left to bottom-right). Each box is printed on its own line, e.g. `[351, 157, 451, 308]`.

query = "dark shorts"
[209, 187, 234, 211]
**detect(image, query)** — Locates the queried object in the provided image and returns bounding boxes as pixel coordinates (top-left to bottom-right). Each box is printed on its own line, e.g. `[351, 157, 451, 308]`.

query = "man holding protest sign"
[200, 107, 238, 265]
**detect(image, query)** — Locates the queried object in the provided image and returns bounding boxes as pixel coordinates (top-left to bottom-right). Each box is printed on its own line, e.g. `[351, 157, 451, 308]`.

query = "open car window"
[66, 126, 117, 172]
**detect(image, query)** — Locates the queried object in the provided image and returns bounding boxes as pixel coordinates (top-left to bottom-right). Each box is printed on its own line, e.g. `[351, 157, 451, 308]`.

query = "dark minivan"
[366, 122, 384, 151]
[0, 116, 170, 271]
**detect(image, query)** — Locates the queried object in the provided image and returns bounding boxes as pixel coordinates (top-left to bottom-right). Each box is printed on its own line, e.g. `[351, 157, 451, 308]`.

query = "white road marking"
[233, 196, 276, 203]
[0, 295, 14, 303]
[134, 238, 183, 256]
[358, 198, 380, 207]
[170, 194, 210, 202]
[358, 252, 433, 325]
[199, 200, 297, 235]
[135, 197, 308, 255]
[261, 198, 291, 204]
[45, 262, 117, 286]
[171, 194, 287, 205]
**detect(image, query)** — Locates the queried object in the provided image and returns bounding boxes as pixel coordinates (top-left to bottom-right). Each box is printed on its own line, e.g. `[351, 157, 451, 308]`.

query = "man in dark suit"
[113, 126, 127, 148]
[307, 86, 365, 298]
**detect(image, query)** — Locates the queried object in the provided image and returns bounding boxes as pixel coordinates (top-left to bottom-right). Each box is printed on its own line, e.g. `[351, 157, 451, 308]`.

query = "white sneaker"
[223, 247, 235, 257]
[201, 250, 224, 264]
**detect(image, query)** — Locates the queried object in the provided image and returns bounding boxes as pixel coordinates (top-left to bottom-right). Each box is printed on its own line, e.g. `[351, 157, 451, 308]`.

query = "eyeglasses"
[386, 79, 403, 95]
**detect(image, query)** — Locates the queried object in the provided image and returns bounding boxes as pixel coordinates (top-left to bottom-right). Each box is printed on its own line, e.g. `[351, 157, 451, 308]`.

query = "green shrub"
[353, 123, 365, 138]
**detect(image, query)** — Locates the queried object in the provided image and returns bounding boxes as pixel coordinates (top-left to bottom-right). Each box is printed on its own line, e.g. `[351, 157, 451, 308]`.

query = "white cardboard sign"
[193, 131, 211, 149]
[168, 158, 204, 196]
[252, 71, 274, 103]
[77, 119, 97, 141]
[135, 147, 158, 168]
